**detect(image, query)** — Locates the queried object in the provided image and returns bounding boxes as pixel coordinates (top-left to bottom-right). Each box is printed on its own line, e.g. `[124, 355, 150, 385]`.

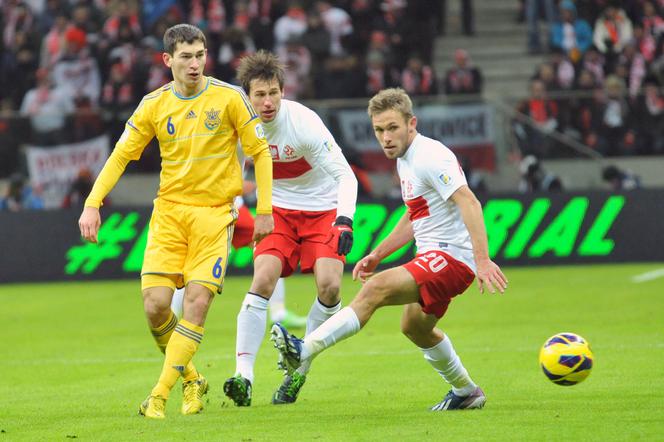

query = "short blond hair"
[367, 88, 414, 121]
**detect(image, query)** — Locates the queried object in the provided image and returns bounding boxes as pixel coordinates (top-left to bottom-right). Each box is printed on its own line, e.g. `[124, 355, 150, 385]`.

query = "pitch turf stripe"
[631, 267, 664, 283]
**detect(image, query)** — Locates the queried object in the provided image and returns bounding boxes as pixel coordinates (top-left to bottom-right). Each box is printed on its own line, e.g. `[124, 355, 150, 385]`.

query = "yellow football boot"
[181, 374, 209, 415]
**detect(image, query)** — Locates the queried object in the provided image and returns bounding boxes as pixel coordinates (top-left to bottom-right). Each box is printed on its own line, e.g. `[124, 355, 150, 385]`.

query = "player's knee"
[142, 290, 171, 324]
[317, 279, 341, 305]
[400, 318, 425, 343]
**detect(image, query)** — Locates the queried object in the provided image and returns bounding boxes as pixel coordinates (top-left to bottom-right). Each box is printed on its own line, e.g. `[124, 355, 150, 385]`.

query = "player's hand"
[78, 206, 101, 243]
[252, 213, 274, 244]
[352, 253, 380, 283]
[475, 258, 508, 294]
[329, 216, 353, 256]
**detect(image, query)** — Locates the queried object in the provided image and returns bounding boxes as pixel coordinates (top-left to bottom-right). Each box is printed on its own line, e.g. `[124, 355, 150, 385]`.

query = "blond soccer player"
[272, 88, 507, 410]
[77, 24, 273, 419]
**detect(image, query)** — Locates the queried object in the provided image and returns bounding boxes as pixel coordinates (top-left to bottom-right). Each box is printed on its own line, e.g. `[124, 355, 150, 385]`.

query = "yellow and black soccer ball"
[539, 333, 593, 386]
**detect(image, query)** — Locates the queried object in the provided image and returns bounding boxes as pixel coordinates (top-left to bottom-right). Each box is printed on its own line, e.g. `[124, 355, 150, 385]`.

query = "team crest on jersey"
[439, 173, 453, 186]
[283, 145, 295, 159]
[204, 108, 221, 130]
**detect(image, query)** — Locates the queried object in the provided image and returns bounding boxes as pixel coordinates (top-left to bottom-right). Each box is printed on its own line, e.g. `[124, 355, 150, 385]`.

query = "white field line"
[631, 267, 664, 283]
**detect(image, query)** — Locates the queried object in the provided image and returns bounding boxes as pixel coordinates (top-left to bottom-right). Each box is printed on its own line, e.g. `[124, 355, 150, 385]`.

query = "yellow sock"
[151, 312, 199, 382]
[151, 319, 204, 399]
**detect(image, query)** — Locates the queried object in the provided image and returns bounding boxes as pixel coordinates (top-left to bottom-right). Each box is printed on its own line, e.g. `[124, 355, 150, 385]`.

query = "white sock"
[269, 278, 286, 322]
[171, 287, 185, 318]
[301, 306, 360, 361]
[235, 292, 269, 384]
[296, 298, 341, 375]
[420, 335, 477, 396]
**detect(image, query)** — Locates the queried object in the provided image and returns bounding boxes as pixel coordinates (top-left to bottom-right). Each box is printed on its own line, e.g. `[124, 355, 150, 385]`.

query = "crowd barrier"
[1, 190, 662, 284]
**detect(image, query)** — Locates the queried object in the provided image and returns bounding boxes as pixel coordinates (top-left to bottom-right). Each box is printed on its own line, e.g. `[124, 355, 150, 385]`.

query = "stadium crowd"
[514, 0, 664, 158]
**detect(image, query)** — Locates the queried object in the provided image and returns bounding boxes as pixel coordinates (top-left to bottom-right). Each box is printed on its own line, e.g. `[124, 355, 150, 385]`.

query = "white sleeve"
[302, 113, 358, 220]
[419, 147, 467, 201]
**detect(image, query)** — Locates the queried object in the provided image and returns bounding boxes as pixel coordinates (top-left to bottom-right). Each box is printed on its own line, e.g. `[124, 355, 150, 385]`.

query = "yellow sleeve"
[84, 99, 156, 208]
[230, 90, 272, 214]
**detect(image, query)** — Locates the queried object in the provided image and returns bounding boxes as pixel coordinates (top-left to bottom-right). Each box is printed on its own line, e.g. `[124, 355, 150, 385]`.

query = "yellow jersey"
[85, 77, 272, 212]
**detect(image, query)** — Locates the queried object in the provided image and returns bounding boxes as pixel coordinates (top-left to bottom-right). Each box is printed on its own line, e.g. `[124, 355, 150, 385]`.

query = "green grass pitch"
[1, 263, 663, 441]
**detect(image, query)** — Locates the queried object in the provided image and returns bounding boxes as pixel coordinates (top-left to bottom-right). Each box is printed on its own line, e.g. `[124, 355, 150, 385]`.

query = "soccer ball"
[539, 333, 593, 386]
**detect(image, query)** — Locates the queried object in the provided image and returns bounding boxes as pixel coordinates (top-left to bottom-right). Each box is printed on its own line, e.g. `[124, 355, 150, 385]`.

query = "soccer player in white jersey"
[223, 50, 358, 406]
[272, 88, 507, 411]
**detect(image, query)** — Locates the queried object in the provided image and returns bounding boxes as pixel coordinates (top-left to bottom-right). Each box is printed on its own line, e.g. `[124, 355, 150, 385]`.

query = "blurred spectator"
[616, 41, 646, 97]
[217, 26, 256, 83]
[19, 67, 74, 145]
[548, 48, 576, 89]
[52, 26, 101, 106]
[592, 75, 636, 156]
[273, 2, 307, 53]
[526, 0, 557, 54]
[3, 1, 36, 48]
[518, 155, 564, 192]
[400, 54, 436, 96]
[100, 61, 134, 140]
[514, 79, 559, 157]
[632, 76, 664, 154]
[641, 1, 664, 42]
[580, 45, 606, 85]
[593, 3, 633, 55]
[601, 164, 641, 190]
[550, 0, 593, 63]
[439, 0, 474, 36]
[36, 0, 68, 35]
[3, 29, 40, 109]
[0, 99, 30, 178]
[62, 167, 98, 208]
[188, 0, 225, 52]
[39, 11, 69, 69]
[316, 1, 353, 57]
[102, 0, 141, 43]
[364, 50, 397, 96]
[0, 172, 44, 211]
[444, 49, 482, 95]
[278, 37, 311, 99]
[372, 0, 409, 68]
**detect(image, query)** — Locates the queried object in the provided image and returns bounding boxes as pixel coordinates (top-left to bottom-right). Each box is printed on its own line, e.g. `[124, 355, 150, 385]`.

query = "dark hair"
[163, 24, 206, 55]
[236, 50, 285, 93]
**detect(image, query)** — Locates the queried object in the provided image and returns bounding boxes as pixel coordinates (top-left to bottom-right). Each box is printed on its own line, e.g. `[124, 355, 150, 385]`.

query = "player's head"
[162, 24, 207, 92]
[367, 88, 417, 159]
[237, 50, 285, 123]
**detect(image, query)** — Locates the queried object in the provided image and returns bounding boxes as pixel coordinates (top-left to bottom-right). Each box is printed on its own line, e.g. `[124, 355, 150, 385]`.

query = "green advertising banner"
[1, 191, 662, 284]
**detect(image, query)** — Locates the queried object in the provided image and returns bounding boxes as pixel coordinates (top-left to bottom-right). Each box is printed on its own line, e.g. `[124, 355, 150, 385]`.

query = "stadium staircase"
[434, 0, 546, 100]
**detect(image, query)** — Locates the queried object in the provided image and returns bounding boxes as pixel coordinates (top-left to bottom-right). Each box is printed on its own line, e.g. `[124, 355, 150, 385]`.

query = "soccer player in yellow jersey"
[77, 24, 273, 419]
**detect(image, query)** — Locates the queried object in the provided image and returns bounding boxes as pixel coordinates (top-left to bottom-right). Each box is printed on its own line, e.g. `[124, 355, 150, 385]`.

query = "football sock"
[151, 311, 199, 382]
[420, 335, 477, 396]
[152, 319, 204, 399]
[235, 292, 269, 383]
[296, 298, 341, 375]
[268, 278, 286, 322]
[301, 306, 360, 361]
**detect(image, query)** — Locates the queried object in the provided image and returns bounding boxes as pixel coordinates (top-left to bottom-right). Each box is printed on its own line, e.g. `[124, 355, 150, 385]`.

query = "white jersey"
[263, 99, 357, 218]
[397, 134, 476, 272]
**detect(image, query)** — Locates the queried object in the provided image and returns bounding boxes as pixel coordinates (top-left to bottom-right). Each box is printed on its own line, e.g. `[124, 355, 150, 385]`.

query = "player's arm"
[307, 117, 358, 255]
[79, 101, 155, 243]
[353, 212, 413, 282]
[233, 91, 273, 243]
[449, 185, 507, 294]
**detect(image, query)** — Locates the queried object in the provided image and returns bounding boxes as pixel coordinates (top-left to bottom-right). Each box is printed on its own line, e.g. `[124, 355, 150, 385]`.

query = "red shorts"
[254, 206, 344, 277]
[403, 250, 475, 318]
[232, 205, 254, 249]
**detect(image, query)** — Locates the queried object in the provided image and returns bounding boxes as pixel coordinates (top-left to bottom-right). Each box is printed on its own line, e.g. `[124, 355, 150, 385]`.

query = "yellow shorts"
[141, 198, 237, 294]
